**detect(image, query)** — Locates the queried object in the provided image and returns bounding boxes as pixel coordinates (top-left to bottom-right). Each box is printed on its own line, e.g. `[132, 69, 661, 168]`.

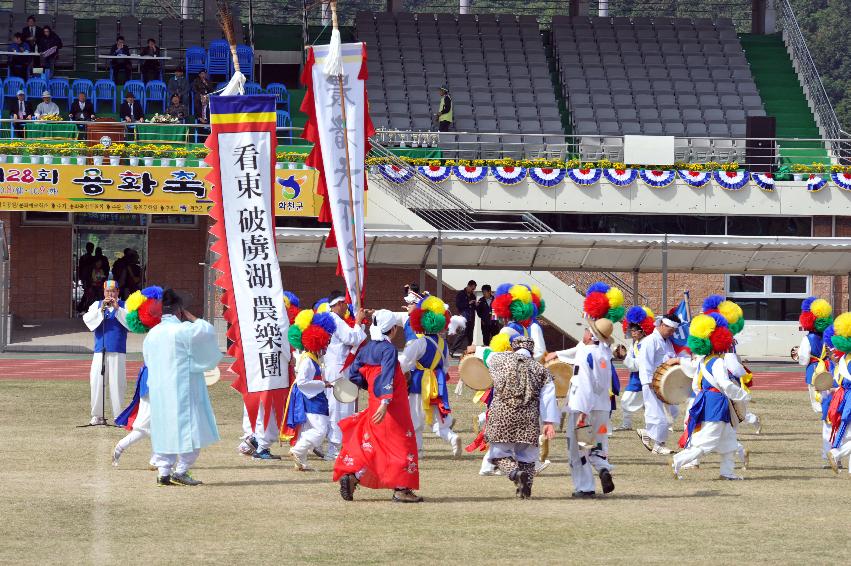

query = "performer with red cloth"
[334, 310, 422, 503]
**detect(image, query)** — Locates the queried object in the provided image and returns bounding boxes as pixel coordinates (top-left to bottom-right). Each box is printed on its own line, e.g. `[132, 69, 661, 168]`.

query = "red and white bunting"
[417, 164, 451, 183]
[567, 168, 602, 186]
[453, 165, 488, 184]
[491, 165, 528, 185]
[752, 172, 776, 192]
[639, 169, 676, 188]
[677, 170, 711, 188]
[832, 172, 851, 191]
[603, 168, 637, 187]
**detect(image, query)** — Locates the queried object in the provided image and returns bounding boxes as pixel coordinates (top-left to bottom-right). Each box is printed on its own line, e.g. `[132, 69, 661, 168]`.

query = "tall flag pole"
[302, 0, 374, 310]
[671, 290, 691, 354]
[205, 2, 290, 433]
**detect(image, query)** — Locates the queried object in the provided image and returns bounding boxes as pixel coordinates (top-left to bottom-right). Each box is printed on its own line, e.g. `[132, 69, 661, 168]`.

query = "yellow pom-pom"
[315, 302, 329, 314]
[508, 284, 532, 304]
[489, 333, 512, 352]
[717, 300, 742, 324]
[606, 287, 624, 308]
[835, 312, 851, 338]
[811, 299, 833, 319]
[642, 306, 655, 318]
[530, 285, 542, 300]
[294, 309, 314, 331]
[125, 291, 145, 313]
[689, 314, 717, 339]
[283, 295, 291, 308]
[421, 295, 445, 315]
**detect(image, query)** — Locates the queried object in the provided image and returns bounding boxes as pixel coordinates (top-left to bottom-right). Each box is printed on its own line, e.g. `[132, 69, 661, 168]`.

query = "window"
[725, 274, 809, 322]
[23, 212, 70, 224]
[150, 215, 198, 227]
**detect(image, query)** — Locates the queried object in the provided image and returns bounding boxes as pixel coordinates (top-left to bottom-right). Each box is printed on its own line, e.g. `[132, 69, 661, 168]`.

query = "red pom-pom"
[622, 319, 629, 333]
[519, 318, 532, 328]
[799, 311, 816, 332]
[640, 317, 656, 336]
[584, 292, 609, 319]
[492, 294, 513, 320]
[287, 305, 300, 325]
[409, 308, 425, 334]
[138, 300, 162, 328]
[302, 326, 331, 353]
[704, 308, 719, 315]
[709, 327, 734, 353]
[531, 294, 541, 309]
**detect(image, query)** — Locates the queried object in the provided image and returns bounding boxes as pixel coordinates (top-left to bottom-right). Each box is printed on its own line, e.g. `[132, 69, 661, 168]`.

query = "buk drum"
[812, 370, 834, 392]
[651, 359, 692, 405]
[459, 354, 493, 391]
[333, 378, 360, 403]
[545, 360, 573, 398]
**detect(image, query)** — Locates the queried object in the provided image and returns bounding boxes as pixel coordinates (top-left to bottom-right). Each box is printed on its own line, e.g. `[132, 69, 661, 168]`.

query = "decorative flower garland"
[639, 169, 677, 188]
[713, 170, 750, 191]
[603, 168, 637, 187]
[678, 170, 711, 188]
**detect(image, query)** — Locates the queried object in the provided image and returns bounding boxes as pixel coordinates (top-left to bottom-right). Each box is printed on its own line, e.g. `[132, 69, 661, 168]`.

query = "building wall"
[146, 219, 209, 314]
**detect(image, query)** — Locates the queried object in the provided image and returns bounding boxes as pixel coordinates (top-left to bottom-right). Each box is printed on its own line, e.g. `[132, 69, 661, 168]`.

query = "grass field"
[2, 379, 850, 565]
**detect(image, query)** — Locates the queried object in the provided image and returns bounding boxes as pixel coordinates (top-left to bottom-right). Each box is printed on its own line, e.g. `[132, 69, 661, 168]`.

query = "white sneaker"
[451, 435, 461, 458]
[613, 425, 632, 432]
[671, 457, 682, 480]
[636, 429, 654, 452]
[828, 450, 840, 475]
[89, 416, 104, 425]
[534, 459, 551, 475]
[754, 415, 762, 435]
[112, 444, 123, 467]
[652, 444, 674, 455]
[290, 449, 313, 471]
[738, 447, 750, 470]
[681, 460, 699, 470]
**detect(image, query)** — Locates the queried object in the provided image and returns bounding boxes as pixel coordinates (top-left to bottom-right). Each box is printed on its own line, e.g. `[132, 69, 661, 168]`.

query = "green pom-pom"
[814, 316, 833, 333]
[510, 300, 535, 322]
[125, 310, 148, 334]
[688, 335, 712, 356]
[729, 318, 745, 336]
[420, 311, 447, 334]
[832, 335, 851, 354]
[606, 305, 625, 323]
[287, 325, 304, 351]
[482, 348, 493, 368]
[537, 298, 546, 317]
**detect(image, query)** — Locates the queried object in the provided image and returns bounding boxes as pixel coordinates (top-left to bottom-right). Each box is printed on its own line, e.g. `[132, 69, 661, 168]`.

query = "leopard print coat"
[485, 351, 554, 446]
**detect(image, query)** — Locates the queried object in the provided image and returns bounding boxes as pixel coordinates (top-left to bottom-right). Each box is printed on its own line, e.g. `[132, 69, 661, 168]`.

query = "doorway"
[72, 214, 148, 316]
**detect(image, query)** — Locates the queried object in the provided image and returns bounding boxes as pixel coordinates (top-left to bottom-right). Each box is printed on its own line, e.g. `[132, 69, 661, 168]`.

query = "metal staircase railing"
[776, 0, 851, 160]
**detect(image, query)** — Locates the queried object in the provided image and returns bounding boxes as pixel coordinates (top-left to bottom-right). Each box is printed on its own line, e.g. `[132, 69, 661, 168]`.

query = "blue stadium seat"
[265, 82, 290, 112]
[144, 80, 168, 113]
[276, 110, 292, 144]
[184, 46, 206, 76]
[235, 44, 253, 80]
[25, 77, 47, 101]
[120, 80, 146, 107]
[70, 79, 94, 106]
[243, 81, 262, 95]
[3, 77, 23, 101]
[93, 79, 117, 113]
[48, 78, 70, 109]
[206, 39, 230, 80]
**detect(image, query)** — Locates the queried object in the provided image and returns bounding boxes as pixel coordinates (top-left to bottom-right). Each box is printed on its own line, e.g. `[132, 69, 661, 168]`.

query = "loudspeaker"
[745, 116, 776, 172]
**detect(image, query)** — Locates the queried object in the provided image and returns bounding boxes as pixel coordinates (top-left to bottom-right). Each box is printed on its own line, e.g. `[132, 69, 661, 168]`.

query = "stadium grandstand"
[0, 0, 848, 363]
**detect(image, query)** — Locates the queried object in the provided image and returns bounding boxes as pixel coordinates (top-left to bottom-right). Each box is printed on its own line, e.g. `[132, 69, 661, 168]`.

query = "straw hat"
[587, 317, 614, 345]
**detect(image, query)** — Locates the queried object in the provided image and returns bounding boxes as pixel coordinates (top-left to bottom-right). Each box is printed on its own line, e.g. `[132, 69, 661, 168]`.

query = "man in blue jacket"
[83, 279, 129, 424]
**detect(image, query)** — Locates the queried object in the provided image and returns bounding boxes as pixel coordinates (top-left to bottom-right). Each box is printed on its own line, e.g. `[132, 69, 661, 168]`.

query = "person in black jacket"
[109, 36, 132, 85]
[475, 284, 499, 346]
[69, 92, 96, 132]
[9, 33, 31, 79]
[449, 280, 477, 355]
[140, 38, 161, 83]
[37, 25, 62, 74]
[120, 92, 144, 123]
[21, 15, 41, 51]
[8, 90, 33, 136]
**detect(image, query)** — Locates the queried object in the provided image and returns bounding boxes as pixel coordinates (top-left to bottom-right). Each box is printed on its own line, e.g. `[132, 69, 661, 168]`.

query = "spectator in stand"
[167, 68, 189, 103]
[37, 25, 62, 74]
[120, 92, 144, 123]
[9, 33, 31, 80]
[436, 86, 453, 132]
[140, 38, 161, 83]
[476, 284, 499, 346]
[166, 93, 187, 122]
[21, 15, 41, 51]
[70, 92, 96, 132]
[192, 69, 213, 100]
[33, 91, 59, 119]
[450, 279, 477, 355]
[109, 36, 132, 85]
[8, 90, 32, 135]
[195, 93, 210, 124]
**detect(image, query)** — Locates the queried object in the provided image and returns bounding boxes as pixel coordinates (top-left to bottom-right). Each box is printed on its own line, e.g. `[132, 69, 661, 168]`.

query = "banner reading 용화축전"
[0, 163, 319, 216]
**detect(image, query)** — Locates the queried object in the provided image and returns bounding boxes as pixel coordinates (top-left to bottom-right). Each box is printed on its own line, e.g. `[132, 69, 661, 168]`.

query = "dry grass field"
[2, 378, 851, 565]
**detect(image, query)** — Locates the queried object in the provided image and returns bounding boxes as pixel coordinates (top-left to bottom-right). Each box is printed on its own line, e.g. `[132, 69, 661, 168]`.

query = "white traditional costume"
[637, 320, 681, 452]
[83, 282, 129, 422]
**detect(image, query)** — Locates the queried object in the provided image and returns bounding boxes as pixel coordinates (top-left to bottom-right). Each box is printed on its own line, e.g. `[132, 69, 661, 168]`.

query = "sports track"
[0, 357, 806, 391]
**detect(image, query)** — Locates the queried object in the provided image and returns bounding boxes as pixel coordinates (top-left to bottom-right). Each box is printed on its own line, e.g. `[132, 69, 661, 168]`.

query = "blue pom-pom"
[823, 324, 835, 348]
[141, 286, 163, 300]
[313, 298, 329, 310]
[702, 295, 724, 311]
[587, 282, 610, 294]
[283, 291, 300, 308]
[495, 283, 513, 296]
[709, 312, 728, 328]
[311, 312, 337, 335]
[626, 306, 647, 324]
[801, 296, 816, 312]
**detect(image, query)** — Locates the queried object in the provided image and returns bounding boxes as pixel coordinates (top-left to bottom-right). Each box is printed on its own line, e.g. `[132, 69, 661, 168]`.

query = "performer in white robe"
[322, 291, 366, 460]
[636, 314, 682, 454]
[564, 318, 616, 497]
[83, 279, 129, 424]
[617, 326, 647, 431]
[145, 289, 222, 486]
[290, 352, 331, 470]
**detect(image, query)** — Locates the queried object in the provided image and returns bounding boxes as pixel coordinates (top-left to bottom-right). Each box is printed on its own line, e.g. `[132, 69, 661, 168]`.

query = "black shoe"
[518, 471, 533, 499]
[171, 472, 203, 486]
[312, 447, 325, 459]
[392, 488, 424, 503]
[571, 490, 596, 499]
[157, 475, 172, 486]
[599, 469, 615, 494]
[339, 473, 358, 501]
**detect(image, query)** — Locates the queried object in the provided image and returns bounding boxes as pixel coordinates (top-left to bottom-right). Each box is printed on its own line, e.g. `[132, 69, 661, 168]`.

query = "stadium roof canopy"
[275, 229, 851, 276]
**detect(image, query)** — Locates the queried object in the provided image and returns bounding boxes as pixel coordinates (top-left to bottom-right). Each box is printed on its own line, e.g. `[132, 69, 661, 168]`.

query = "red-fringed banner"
[205, 94, 290, 431]
[301, 41, 374, 309]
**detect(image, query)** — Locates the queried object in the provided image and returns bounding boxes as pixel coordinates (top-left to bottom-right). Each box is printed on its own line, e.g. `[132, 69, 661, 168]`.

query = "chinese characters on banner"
[206, 95, 290, 431]
[302, 42, 374, 310]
